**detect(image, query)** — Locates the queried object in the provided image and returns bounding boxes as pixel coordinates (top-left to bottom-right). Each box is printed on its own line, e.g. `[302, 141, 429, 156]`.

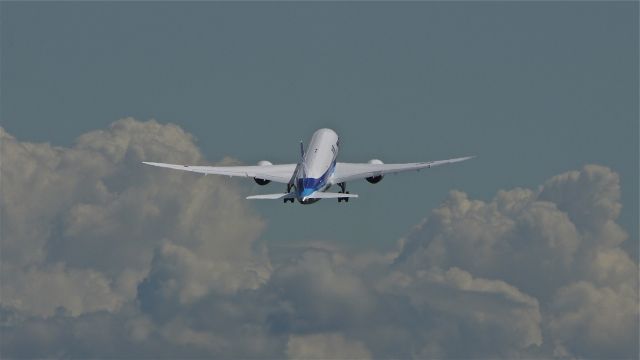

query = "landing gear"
[284, 183, 295, 203]
[338, 191, 351, 202]
[337, 182, 350, 203]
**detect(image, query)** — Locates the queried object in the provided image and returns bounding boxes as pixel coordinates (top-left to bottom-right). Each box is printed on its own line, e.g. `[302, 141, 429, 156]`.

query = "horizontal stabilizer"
[307, 192, 358, 199]
[246, 193, 295, 200]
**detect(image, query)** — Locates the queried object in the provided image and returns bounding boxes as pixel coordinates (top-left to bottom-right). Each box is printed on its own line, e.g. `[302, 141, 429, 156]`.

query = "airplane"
[143, 128, 473, 204]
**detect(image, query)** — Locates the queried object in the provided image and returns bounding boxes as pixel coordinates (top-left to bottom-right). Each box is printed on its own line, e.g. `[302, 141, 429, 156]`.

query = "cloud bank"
[1, 119, 637, 358]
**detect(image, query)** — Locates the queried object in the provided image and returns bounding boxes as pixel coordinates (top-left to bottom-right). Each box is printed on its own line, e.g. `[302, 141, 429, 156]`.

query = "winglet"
[454, 155, 475, 162]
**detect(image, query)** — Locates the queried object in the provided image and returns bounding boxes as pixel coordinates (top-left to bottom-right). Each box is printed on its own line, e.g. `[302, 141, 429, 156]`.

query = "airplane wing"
[142, 162, 297, 184]
[331, 156, 474, 184]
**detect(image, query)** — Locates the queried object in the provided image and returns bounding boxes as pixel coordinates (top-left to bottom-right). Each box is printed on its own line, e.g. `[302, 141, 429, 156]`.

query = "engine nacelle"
[366, 159, 384, 184]
[254, 161, 273, 185]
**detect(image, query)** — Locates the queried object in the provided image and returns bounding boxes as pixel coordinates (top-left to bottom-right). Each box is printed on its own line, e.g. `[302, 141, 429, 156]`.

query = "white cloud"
[1, 118, 269, 318]
[1, 263, 123, 317]
[394, 165, 638, 358]
[539, 165, 622, 233]
[549, 281, 639, 358]
[376, 267, 542, 356]
[140, 241, 271, 305]
[287, 333, 371, 360]
[1, 121, 636, 359]
[267, 250, 375, 333]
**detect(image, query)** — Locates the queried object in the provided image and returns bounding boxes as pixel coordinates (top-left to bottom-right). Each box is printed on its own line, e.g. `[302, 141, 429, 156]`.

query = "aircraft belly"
[298, 198, 321, 205]
[304, 130, 338, 178]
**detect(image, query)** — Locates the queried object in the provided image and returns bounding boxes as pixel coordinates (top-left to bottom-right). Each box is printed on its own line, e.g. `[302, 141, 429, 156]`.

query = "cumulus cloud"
[549, 281, 638, 358]
[267, 250, 375, 333]
[1, 120, 637, 359]
[1, 263, 124, 317]
[286, 333, 371, 359]
[0, 118, 269, 319]
[395, 164, 638, 358]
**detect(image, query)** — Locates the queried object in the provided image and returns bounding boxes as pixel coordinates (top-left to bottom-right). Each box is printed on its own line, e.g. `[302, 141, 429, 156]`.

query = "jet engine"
[254, 160, 272, 185]
[365, 159, 384, 184]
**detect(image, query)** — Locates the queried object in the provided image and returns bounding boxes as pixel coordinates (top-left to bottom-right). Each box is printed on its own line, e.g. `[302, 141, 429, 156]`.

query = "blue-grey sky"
[2, 2, 637, 253]
[1, 2, 638, 358]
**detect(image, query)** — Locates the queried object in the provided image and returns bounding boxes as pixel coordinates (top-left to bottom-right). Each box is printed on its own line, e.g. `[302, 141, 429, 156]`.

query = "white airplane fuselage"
[295, 128, 340, 204]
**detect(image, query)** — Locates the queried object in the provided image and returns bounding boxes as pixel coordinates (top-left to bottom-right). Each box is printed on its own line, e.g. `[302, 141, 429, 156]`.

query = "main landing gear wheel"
[337, 182, 349, 202]
[338, 191, 351, 202]
[284, 184, 295, 203]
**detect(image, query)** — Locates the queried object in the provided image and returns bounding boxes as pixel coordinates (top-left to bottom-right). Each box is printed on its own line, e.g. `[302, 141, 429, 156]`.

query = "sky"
[1, 2, 638, 359]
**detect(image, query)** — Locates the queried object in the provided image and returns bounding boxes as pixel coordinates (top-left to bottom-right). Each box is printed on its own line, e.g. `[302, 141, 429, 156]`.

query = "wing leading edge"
[142, 162, 297, 184]
[330, 156, 474, 184]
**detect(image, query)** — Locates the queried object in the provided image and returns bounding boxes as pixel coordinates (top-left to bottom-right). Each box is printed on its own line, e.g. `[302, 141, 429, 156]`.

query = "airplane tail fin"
[299, 140, 305, 160]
